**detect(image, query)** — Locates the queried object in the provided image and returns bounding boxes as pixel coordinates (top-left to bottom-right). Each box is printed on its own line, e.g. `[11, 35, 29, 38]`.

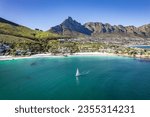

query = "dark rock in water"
[30, 62, 37, 66]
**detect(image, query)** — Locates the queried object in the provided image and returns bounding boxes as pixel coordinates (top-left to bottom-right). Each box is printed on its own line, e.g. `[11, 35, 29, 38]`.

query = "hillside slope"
[0, 17, 63, 41]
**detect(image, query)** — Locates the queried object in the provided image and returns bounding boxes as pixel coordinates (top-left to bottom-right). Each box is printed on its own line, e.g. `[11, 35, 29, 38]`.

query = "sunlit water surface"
[0, 56, 150, 100]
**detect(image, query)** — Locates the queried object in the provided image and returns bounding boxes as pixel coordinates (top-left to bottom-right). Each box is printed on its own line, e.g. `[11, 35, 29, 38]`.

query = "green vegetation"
[0, 20, 150, 59]
[0, 22, 35, 39]
[0, 21, 71, 55]
[0, 22, 66, 40]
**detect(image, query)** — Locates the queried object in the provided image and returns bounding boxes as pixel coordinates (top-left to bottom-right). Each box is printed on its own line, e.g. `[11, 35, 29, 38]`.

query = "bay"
[0, 56, 150, 100]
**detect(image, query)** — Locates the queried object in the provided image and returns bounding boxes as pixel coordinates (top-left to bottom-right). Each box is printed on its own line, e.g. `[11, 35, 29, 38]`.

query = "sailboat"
[75, 68, 80, 77]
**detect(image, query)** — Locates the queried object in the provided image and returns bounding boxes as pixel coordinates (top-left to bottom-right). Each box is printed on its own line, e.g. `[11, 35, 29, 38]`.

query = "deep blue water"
[0, 56, 150, 100]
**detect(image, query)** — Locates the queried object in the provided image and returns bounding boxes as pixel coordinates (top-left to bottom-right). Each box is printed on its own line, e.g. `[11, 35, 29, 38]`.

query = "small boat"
[75, 68, 80, 77]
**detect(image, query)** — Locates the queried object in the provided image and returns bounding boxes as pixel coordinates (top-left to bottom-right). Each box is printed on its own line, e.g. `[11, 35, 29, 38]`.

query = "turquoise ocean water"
[0, 56, 150, 100]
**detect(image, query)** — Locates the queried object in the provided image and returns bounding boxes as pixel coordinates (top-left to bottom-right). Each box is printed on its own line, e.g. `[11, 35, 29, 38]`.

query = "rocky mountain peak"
[61, 16, 82, 28]
[66, 16, 73, 22]
[50, 17, 92, 36]
[50, 17, 150, 38]
[62, 17, 74, 25]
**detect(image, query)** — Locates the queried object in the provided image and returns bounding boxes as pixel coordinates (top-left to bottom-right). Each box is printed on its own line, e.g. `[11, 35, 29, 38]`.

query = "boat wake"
[75, 69, 90, 85]
[75, 68, 90, 77]
[79, 71, 90, 76]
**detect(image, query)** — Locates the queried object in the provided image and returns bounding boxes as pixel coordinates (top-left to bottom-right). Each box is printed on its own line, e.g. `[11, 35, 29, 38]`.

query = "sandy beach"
[1, 52, 150, 61]
[0, 52, 116, 61]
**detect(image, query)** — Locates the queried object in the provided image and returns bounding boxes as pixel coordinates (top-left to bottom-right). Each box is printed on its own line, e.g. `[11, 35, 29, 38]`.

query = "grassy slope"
[0, 18, 72, 54]
[0, 34, 36, 44]
[0, 22, 36, 39]
[0, 22, 65, 43]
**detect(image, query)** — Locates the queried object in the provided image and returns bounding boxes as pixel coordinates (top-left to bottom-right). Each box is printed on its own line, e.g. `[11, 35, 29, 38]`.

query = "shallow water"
[0, 56, 150, 100]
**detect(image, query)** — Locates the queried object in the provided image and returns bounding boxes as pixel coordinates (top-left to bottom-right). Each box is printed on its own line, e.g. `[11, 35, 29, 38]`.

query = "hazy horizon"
[0, 0, 150, 30]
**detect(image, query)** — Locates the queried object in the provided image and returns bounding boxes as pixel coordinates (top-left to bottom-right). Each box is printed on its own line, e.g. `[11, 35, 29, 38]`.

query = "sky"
[0, 0, 150, 30]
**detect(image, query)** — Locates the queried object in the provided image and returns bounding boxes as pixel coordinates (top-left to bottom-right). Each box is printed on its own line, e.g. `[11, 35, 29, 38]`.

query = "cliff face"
[50, 17, 150, 38]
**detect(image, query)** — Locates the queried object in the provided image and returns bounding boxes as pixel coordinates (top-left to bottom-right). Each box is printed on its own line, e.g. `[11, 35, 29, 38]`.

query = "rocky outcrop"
[0, 43, 10, 55]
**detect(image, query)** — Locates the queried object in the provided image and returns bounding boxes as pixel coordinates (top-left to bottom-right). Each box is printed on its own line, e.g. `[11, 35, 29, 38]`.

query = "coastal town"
[0, 39, 150, 60]
[0, 17, 150, 60]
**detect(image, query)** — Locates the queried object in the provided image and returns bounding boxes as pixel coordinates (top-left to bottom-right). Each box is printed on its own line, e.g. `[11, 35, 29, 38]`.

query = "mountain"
[0, 17, 63, 43]
[50, 17, 150, 38]
[138, 24, 150, 37]
[84, 22, 147, 38]
[50, 17, 92, 36]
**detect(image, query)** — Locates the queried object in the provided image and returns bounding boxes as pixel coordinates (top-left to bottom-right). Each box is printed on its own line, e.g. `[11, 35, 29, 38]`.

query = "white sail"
[76, 68, 80, 77]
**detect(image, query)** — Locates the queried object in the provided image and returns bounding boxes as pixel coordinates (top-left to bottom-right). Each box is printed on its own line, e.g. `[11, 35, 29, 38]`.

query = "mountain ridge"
[0, 16, 150, 40]
[50, 17, 150, 38]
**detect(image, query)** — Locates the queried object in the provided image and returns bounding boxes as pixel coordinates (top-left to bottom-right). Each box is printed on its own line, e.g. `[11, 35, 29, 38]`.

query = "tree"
[47, 40, 60, 54]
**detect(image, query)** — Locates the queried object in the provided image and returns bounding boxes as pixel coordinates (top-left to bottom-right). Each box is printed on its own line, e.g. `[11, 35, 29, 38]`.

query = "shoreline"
[0, 52, 150, 61]
[0, 52, 116, 61]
